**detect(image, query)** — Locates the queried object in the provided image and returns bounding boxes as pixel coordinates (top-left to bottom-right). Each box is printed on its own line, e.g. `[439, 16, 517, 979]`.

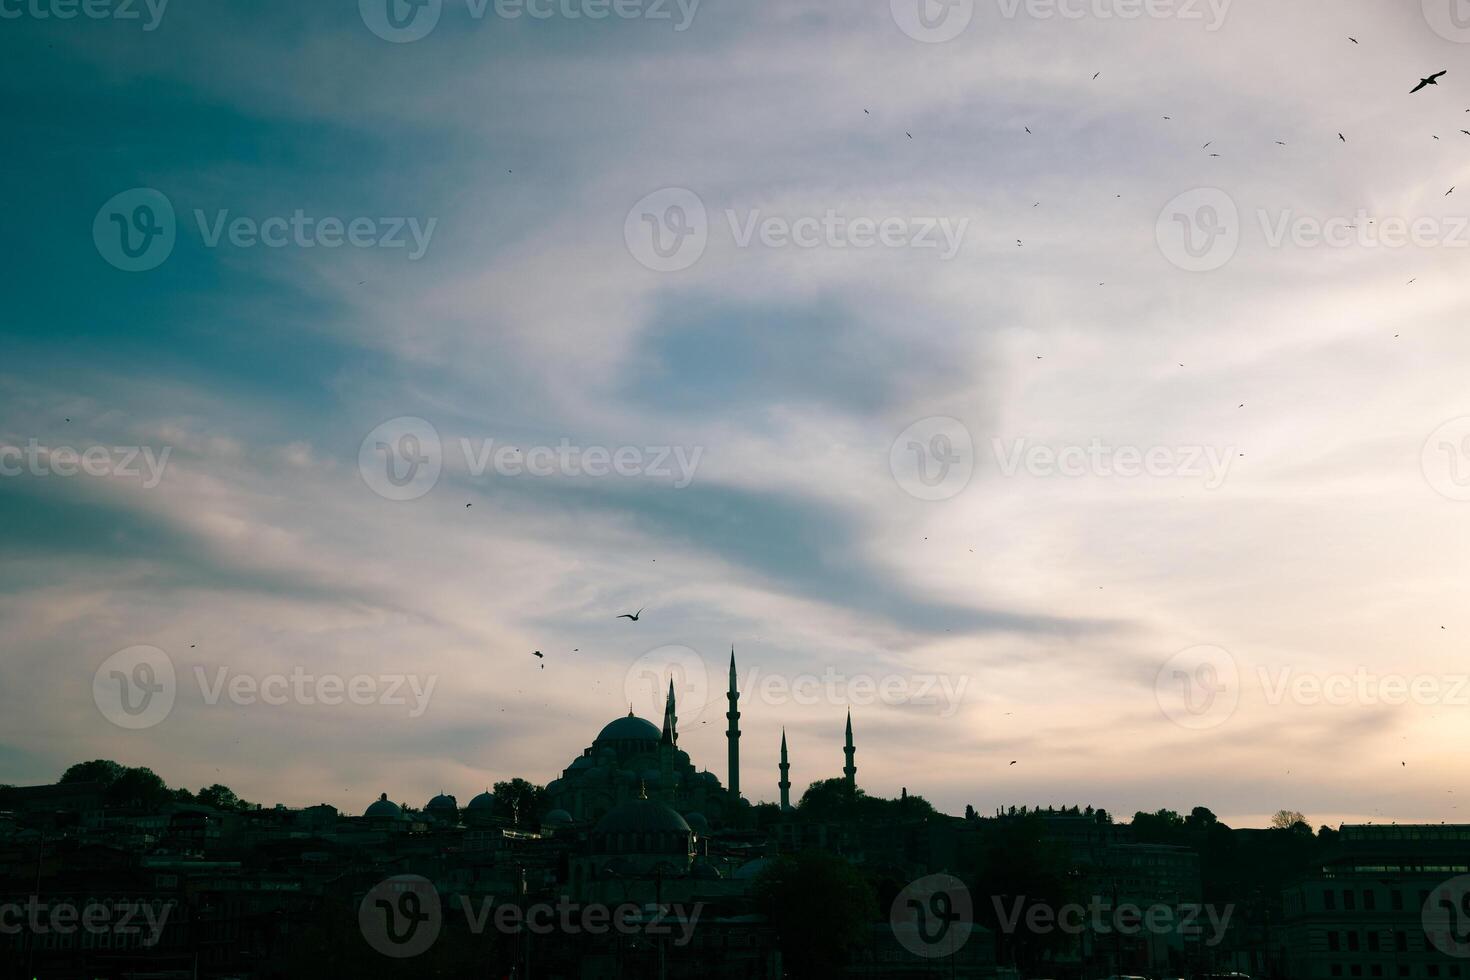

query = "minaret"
[659, 695, 676, 803]
[778, 729, 791, 811]
[843, 708, 856, 794]
[726, 648, 741, 802]
[663, 678, 679, 747]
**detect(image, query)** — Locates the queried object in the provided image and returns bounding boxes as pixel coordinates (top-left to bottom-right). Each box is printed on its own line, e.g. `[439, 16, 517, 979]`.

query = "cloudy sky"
[3, 0, 1470, 828]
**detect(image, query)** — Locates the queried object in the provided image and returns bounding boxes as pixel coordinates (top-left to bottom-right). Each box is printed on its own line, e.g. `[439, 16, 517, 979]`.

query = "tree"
[60, 760, 125, 786]
[106, 767, 172, 808]
[1270, 809, 1308, 830]
[754, 852, 876, 979]
[197, 784, 254, 811]
[492, 778, 547, 826]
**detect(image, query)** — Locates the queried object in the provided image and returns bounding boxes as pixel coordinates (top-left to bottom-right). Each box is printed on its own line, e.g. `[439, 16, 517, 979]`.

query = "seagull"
[1448, 187, 1456, 196]
[1025, 126, 1031, 134]
[466, 502, 472, 508]
[906, 132, 912, 139]
[1275, 140, 1287, 145]
[1348, 36, 1358, 43]
[1009, 760, 1018, 766]
[1412, 71, 1447, 94]
[532, 651, 543, 658]
[616, 607, 645, 622]
[1339, 133, 1347, 142]
[1093, 71, 1100, 80]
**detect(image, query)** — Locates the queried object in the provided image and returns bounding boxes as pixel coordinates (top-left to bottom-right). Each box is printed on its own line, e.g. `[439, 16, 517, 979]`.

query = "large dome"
[595, 714, 661, 744]
[466, 791, 496, 811]
[593, 797, 692, 836]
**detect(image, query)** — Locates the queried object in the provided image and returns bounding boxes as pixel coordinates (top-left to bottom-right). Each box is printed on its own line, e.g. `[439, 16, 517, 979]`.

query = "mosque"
[360, 650, 861, 887]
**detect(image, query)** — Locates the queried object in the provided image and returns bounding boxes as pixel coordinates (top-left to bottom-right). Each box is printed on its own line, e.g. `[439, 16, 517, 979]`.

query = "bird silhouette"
[1348, 36, 1358, 43]
[616, 607, 645, 622]
[532, 651, 543, 658]
[1412, 71, 1447, 94]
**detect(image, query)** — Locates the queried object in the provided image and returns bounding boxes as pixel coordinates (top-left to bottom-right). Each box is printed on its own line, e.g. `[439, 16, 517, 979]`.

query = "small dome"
[684, 812, 710, 835]
[568, 756, 595, 771]
[364, 793, 403, 819]
[545, 779, 563, 794]
[466, 791, 496, 811]
[544, 809, 573, 826]
[426, 793, 457, 811]
[733, 857, 771, 880]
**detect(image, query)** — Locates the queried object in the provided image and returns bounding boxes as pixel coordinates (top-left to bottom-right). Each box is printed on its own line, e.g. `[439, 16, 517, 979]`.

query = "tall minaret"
[659, 687, 676, 803]
[726, 648, 741, 802]
[663, 678, 678, 747]
[778, 729, 791, 811]
[843, 708, 856, 794]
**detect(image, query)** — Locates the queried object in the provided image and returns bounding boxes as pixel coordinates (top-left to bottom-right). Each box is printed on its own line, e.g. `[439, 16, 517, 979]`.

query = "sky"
[3, 0, 1470, 829]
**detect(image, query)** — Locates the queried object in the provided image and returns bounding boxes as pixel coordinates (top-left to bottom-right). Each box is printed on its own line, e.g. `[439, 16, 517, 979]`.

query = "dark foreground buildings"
[3, 668, 1468, 978]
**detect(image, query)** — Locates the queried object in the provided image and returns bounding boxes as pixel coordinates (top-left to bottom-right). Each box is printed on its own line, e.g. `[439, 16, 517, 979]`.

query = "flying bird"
[616, 607, 645, 622]
[532, 651, 543, 658]
[1093, 71, 1100, 80]
[1348, 36, 1358, 43]
[1339, 133, 1347, 142]
[1448, 187, 1456, 196]
[1411, 70, 1447, 94]
[1009, 760, 1018, 766]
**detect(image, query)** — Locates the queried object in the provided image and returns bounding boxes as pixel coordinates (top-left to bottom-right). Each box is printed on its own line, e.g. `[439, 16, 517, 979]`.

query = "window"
[1349, 932, 1361, 951]
[1396, 931, 1408, 952]
[1391, 890, 1403, 911]
[1351, 966, 1362, 978]
[1346, 889, 1358, 910]
[1368, 932, 1380, 952]
[1365, 889, 1376, 910]
[1327, 889, 1338, 910]
[1331, 967, 1343, 978]
[1371, 967, 1382, 978]
[1329, 931, 1341, 951]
